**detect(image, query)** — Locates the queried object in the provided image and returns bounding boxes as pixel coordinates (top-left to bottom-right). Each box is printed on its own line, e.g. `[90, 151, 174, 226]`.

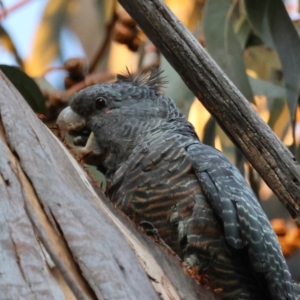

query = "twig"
[0, 0, 32, 20]
[42, 65, 66, 76]
[88, 12, 118, 74]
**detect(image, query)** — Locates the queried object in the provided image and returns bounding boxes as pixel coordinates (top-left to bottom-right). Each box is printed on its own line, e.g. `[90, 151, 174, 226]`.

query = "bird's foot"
[139, 221, 175, 254]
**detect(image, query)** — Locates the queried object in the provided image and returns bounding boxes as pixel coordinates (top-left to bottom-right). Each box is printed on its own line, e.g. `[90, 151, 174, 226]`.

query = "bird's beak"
[56, 106, 87, 138]
[56, 107, 101, 164]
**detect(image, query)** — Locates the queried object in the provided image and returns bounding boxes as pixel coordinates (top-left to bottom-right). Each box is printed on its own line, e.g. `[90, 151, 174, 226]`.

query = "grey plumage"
[57, 69, 298, 300]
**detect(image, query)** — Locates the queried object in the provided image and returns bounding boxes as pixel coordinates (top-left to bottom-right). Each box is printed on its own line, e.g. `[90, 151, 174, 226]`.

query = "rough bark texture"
[118, 0, 300, 218]
[0, 71, 216, 299]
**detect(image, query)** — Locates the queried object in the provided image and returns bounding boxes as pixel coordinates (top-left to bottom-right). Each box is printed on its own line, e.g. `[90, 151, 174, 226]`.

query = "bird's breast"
[108, 135, 215, 254]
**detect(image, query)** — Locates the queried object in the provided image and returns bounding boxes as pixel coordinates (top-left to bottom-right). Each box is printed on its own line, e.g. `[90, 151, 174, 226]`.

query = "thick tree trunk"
[0, 72, 216, 299]
[118, 0, 300, 218]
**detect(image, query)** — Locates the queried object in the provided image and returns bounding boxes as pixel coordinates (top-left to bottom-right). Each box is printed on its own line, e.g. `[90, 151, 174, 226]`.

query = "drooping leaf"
[248, 75, 286, 99]
[0, 25, 23, 68]
[216, 123, 236, 163]
[186, 0, 205, 31]
[245, 0, 300, 125]
[24, 0, 75, 76]
[245, 33, 263, 48]
[70, 0, 119, 73]
[0, 65, 46, 113]
[235, 147, 245, 176]
[202, 116, 216, 147]
[269, 100, 292, 145]
[95, 0, 117, 23]
[245, 46, 282, 85]
[203, 0, 254, 102]
[165, 0, 200, 29]
[160, 56, 195, 117]
[34, 77, 55, 93]
[187, 99, 212, 140]
[248, 164, 260, 199]
[231, 1, 251, 50]
[267, 97, 286, 132]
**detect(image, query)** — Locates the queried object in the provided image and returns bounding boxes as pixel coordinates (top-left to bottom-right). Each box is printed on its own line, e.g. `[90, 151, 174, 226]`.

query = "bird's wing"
[187, 142, 294, 300]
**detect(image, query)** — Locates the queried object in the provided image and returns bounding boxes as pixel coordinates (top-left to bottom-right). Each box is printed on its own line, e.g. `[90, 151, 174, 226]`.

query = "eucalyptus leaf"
[202, 116, 216, 147]
[245, 0, 300, 124]
[85, 165, 106, 190]
[248, 165, 260, 199]
[248, 75, 286, 99]
[248, 75, 290, 142]
[34, 77, 55, 93]
[245, 33, 263, 48]
[235, 147, 245, 176]
[244, 46, 281, 81]
[25, 0, 73, 76]
[0, 25, 23, 68]
[215, 123, 236, 165]
[160, 56, 195, 117]
[270, 101, 291, 143]
[186, 0, 205, 31]
[232, 2, 251, 50]
[267, 98, 287, 134]
[203, 0, 254, 102]
[0, 65, 46, 113]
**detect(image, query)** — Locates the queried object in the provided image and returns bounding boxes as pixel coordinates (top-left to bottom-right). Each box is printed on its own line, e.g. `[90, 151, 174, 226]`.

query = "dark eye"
[95, 97, 107, 110]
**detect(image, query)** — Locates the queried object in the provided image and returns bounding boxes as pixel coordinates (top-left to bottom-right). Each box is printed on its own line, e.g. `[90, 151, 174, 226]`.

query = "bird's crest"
[116, 67, 167, 94]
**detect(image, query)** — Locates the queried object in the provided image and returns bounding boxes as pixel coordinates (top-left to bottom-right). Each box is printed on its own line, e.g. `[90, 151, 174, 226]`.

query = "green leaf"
[248, 165, 260, 199]
[0, 25, 23, 68]
[160, 56, 195, 117]
[248, 75, 290, 141]
[269, 99, 291, 144]
[267, 98, 287, 134]
[85, 165, 106, 190]
[0, 65, 46, 113]
[245, 0, 300, 124]
[202, 116, 216, 147]
[25, 0, 74, 76]
[245, 33, 263, 48]
[34, 77, 55, 93]
[244, 46, 281, 81]
[235, 147, 245, 176]
[187, 0, 206, 31]
[203, 0, 254, 102]
[248, 75, 286, 99]
[232, 2, 251, 50]
[216, 123, 236, 163]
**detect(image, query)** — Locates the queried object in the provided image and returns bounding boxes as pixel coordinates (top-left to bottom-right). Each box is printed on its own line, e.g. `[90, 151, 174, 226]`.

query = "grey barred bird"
[57, 69, 299, 300]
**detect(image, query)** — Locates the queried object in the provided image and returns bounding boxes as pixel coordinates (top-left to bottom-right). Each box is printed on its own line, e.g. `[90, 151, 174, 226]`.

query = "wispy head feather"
[116, 67, 167, 94]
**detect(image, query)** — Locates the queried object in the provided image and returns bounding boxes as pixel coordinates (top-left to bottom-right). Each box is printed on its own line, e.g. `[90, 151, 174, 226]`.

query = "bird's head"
[57, 68, 188, 173]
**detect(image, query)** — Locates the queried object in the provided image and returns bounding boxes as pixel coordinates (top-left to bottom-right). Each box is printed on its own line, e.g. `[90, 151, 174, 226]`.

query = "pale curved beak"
[56, 107, 102, 164]
[56, 106, 87, 137]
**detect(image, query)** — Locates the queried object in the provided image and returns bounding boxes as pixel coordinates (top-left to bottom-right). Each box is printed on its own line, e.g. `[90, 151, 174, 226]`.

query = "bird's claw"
[139, 221, 174, 253]
[139, 221, 159, 236]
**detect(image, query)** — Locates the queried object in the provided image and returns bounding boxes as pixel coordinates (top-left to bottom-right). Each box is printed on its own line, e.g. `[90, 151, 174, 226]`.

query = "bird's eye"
[94, 97, 107, 110]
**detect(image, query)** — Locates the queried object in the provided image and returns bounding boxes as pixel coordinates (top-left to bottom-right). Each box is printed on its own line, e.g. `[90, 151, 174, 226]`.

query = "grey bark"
[118, 0, 300, 218]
